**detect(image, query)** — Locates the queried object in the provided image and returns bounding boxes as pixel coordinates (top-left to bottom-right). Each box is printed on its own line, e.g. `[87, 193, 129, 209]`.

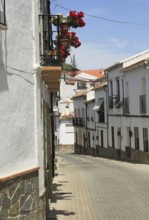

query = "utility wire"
[51, 2, 149, 26]
[0, 62, 35, 75]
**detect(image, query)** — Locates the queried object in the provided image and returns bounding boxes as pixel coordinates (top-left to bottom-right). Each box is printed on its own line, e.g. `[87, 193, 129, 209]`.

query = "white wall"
[108, 61, 149, 152]
[0, 1, 38, 178]
[124, 66, 149, 115]
[95, 86, 108, 148]
[60, 78, 77, 100]
[59, 120, 74, 145]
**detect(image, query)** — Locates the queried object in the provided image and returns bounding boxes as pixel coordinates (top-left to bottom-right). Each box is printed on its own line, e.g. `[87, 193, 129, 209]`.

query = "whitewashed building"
[54, 73, 77, 149]
[106, 50, 149, 163]
[72, 50, 149, 165]
[93, 80, 108, 156]
[72, 91, 86, 153]
[72, 70, 105, 154]
[0, 1, 62, 219]
[56, 70, 103, 150]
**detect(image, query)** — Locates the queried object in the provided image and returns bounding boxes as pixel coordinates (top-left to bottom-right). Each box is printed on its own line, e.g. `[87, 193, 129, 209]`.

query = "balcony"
[40, 54, 62, 67]
[39, 14, 62, 92]
[39, 14, 62, 67]
[73, 118, 85, 127]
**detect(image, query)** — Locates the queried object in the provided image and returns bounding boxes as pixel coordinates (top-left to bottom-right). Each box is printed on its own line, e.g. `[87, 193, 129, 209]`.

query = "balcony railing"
[40, 54, 62, 66]
[0, 0, 7, 30]
[73, 118, 85, 127]
[39, 14, 62, 66]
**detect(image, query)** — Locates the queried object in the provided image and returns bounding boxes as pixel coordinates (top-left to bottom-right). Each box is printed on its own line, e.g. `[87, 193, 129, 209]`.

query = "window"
[140, 95, 146, 114]
[93, 98, 105, 123]
[124, 97, 129, 114]
[111, 127, 115, 148]
[110, 81, 113, 97]
[134, 127, 139, 150]
[82, 108, 84, 120]
[74, 108, 77, 117]
[109, 96, 113, 108]
[109, 81, 113, 108]
[75, 132, 78, 144]
[116, 77, 120, 101]
[88, 132, 90, 147]
[143, 128, 148, 152]
[98, 109, 104, 123]
[0, 0, 6, 29]
[78, 108, 80, 118]
[101, 130, 104, 147]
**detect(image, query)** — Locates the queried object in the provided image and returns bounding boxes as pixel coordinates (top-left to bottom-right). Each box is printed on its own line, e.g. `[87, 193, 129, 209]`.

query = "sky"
[51, 0, 149, 70]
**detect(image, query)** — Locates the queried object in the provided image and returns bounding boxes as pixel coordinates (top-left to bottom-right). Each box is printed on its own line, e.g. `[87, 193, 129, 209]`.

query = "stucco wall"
[60, 78, 77, 100]
[59, 120, 74, 145]
[0, 1, 39, 178]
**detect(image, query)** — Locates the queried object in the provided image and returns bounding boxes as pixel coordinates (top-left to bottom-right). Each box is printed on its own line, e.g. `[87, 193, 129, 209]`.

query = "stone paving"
[49, 150, 149, 220]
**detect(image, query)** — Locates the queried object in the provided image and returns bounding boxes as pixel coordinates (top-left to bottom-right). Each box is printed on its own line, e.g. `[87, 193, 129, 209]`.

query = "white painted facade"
[56, 75, 76, 147]
[94, 83, 108, 148]
[86, 99, 96, 148]
[122, 64, 149, 152]
[59, 119, 74, 145]
[73, 95, 86, 148]
[72, 50, 149, 163]
[60, 75, 77, 100]
[107, 64, 124, 150]
[0, 0, 39, 178]
[0, 1, 55, 201]
[107, 50, 149, 157]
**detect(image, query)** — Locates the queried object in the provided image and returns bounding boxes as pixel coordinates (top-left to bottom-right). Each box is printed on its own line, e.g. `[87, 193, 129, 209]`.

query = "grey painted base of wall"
[74, 144, 149, 165]
[0, 171, 45, 220]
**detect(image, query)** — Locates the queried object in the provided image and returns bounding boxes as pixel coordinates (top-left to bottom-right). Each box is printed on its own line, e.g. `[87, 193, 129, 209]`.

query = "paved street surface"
[49, 150, 149, 220]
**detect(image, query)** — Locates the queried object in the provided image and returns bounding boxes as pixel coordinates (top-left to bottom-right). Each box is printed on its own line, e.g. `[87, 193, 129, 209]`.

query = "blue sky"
[51, 0, 149, 70]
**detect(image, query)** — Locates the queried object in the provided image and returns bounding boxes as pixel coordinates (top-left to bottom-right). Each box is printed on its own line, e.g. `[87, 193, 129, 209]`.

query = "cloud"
[109, 38, 128, 48]
[67, 42, 131, 70]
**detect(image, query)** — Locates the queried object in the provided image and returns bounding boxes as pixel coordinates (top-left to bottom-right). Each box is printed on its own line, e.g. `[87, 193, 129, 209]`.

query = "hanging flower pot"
[61, 22, 69, 33]
[60, 39, 68, 47]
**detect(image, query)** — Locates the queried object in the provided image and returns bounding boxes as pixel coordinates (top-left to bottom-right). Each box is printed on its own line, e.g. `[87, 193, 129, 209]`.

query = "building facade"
[0, 1, 62, 219]
[73, 50, 149, 165]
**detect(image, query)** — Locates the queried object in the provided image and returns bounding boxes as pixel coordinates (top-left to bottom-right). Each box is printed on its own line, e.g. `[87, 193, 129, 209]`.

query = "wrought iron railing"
[40, 54, 62, 66]
[73, 118, 85, 127]
[39, 14, 62, 66]
[0, 0, 6, 28]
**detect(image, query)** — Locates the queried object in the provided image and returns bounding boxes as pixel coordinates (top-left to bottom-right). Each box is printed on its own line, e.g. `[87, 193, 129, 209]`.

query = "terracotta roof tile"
[76, 69, 104, 78]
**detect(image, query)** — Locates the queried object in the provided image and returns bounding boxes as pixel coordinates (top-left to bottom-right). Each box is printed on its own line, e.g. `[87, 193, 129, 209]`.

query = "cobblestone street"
[49, 150, 149, 220]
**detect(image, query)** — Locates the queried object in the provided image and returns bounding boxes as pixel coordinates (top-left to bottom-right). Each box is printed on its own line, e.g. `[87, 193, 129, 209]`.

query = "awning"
[93, 98, 104, 111]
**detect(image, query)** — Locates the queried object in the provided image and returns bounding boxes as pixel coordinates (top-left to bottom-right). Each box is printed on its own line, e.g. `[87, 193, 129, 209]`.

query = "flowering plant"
[68, 11, 86, 28]
[58, 32, 81, 48]
[54, 31, 81, 60]
[50, 10, 85, 62]
[52, 11, 86, 29]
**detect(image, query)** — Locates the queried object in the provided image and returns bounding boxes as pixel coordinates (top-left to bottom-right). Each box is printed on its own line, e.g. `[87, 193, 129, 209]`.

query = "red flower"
[69, 11, 78, 19]
[78, 11, 84, 18]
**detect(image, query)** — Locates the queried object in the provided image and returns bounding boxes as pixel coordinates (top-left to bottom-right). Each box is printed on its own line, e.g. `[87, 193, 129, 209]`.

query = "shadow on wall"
[0, 30, 9, 92]
[0, 31, 34, 93]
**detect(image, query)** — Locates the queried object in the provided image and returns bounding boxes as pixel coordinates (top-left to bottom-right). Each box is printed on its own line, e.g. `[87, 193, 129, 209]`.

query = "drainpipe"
[50, 92, 55, 177]
[105, 71, 109, 148]
[85, 102, 88, 151]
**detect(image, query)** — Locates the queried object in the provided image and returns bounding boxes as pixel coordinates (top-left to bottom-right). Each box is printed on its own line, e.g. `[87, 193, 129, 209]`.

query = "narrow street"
[49, 150, 149, 220]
